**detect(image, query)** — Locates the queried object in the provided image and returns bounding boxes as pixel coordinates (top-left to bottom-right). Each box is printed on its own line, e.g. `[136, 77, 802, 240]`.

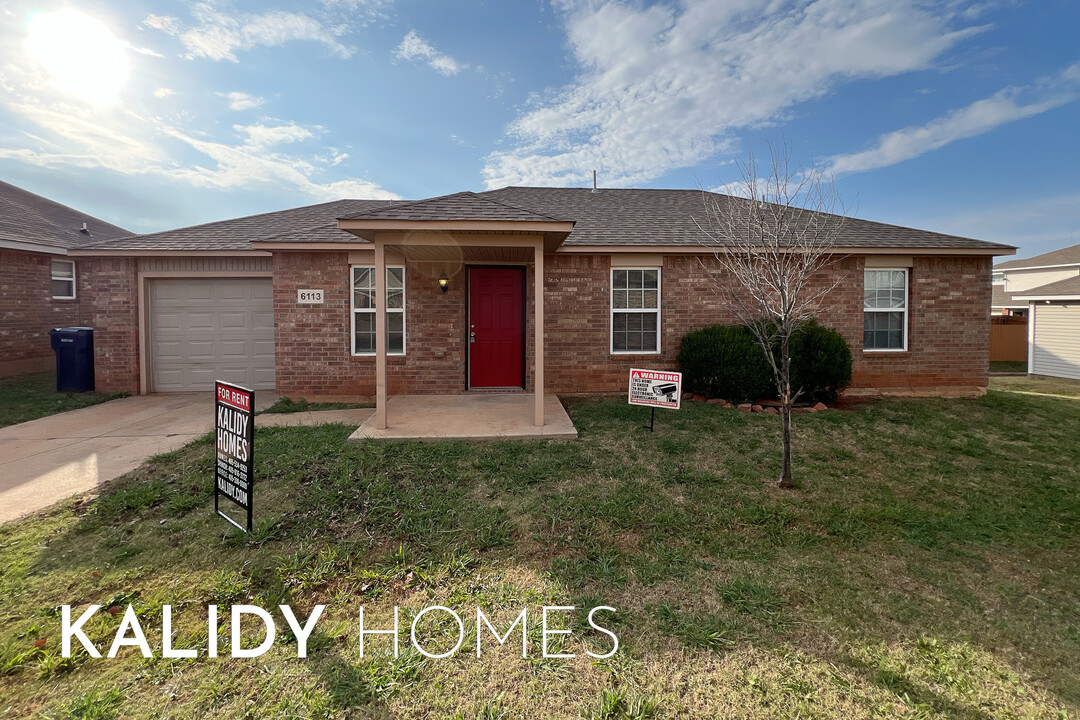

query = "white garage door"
[1032, 304, 1080, 381]
[150, 278, 275, 392]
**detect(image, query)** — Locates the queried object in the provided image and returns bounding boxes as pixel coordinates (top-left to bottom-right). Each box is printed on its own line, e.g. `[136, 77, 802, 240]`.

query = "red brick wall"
[79, 257, 139, 393]
[544, 253, 990, 395]
[271, 250, 990, 399]
[0, 250, 138, 390]
[0, 249, 84, 376]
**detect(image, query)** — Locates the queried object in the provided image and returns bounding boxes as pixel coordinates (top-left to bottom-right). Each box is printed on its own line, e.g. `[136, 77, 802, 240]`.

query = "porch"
[348, 393, 577, 442]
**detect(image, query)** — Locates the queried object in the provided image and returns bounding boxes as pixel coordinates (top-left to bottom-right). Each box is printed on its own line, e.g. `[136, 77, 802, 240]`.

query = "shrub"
[677, 325, 772, 402]
[789, 319, 852, 403]
[678, 320, 851, 404]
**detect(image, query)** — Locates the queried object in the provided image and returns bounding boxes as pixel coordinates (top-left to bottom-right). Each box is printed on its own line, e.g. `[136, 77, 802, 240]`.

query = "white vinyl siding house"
[1028, 303, 1080, 381]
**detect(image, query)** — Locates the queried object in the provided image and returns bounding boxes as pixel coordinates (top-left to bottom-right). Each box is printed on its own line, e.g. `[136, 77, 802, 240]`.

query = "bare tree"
[701, 143, 848, 488]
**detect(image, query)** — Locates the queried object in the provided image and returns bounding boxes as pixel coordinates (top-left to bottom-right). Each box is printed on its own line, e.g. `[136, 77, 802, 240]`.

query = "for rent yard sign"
[628, 368, 682, 410]
[214, 381, 254, 532]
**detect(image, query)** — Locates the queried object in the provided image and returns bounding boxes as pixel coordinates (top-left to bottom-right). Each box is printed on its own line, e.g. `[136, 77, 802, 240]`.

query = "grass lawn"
[0, 371, 125, 429]
[989, 361, 1028, 374]
[990, 374, 1080, 398]
[1, 391, 1078, 718]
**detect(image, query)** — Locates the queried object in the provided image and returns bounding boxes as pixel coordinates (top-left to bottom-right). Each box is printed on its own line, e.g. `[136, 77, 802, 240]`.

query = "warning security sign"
[628, 368, 682, 410]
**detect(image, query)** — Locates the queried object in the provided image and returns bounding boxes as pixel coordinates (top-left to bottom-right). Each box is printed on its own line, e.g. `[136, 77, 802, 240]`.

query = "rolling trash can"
[49, 327, 95, 392]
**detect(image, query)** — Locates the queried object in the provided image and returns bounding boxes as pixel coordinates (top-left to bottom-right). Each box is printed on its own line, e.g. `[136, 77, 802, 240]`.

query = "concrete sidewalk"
[0, 394, 372, 525]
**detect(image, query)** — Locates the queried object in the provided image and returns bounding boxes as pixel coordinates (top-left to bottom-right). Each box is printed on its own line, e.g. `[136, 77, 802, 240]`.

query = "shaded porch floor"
[349, 394, 577, 442]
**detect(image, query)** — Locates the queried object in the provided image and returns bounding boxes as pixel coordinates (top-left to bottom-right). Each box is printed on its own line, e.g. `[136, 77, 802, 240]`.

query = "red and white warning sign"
[628, 368, 682, 410]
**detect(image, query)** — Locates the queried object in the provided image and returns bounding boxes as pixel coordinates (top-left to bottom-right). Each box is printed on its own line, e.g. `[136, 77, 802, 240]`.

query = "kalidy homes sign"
[214, 381, 254, 532]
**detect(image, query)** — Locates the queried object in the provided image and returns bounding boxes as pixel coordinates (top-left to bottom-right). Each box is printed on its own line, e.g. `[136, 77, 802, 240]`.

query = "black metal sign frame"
[214, 380, 254, 532]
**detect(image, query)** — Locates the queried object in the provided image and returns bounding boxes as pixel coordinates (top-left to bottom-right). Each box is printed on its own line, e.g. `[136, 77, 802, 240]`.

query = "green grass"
[989, 361, 1028, 374]
[260, 396, 374, 414]
[0, 391, 1078, 718]
[0, 371, 125, 428]
[990, 374, 1080, 398]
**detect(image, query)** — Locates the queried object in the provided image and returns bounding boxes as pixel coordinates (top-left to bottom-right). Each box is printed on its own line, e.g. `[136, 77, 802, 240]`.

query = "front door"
[468, 267, 524, 388]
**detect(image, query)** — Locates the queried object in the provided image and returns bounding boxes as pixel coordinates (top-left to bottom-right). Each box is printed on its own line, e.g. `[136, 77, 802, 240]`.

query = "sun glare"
[26, 9, 130, 105]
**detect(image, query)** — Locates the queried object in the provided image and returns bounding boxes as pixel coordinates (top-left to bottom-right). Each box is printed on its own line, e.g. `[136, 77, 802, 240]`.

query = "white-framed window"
[863, 268, 908, 351]
[611, 267, 661, 354]
[51, 259, 76, 299]
[351, 265, 405, 355]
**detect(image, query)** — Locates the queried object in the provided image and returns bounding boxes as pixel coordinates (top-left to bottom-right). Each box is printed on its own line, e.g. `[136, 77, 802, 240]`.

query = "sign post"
[214, 380, 254, 532]
[628, 368, 682, 432]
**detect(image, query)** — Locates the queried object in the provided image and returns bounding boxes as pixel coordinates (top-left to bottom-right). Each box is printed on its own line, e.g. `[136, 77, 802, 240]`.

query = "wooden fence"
[990, 316, 1027, 362]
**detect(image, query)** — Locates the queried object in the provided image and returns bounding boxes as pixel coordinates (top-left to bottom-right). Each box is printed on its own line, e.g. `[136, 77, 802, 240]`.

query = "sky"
[0, 0, 1077, 260]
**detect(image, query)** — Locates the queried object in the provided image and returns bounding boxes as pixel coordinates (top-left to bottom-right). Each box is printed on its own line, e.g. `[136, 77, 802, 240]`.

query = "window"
[863, 269, 907, 351]
[351, 266, 405, 355]
[611, 268, 660, 353]
[51, 259, 76, 299]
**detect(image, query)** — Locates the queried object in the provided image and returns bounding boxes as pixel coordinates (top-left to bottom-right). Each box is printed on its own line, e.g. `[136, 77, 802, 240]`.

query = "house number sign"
[297, 289, 324, 304]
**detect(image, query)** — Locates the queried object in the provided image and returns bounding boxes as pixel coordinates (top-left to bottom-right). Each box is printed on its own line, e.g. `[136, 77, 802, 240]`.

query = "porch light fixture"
[438, 271, 449, 293]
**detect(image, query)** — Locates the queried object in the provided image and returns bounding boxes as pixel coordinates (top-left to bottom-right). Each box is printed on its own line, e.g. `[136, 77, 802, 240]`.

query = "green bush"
[676, 324, 772, 402]
[677, 320, 851, 404]
[789, 319, 852, 403]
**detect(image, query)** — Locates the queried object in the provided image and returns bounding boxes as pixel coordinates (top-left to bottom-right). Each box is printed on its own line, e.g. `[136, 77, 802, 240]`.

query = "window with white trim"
[611, 268, 660, 353]
[351, 266, 405, 355]
[51, 259, 75, 299]
[863, 268, 908, 351]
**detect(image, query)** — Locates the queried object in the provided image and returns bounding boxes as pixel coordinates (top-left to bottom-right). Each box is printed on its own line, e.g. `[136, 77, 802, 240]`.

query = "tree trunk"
[778, 344, 794, 488]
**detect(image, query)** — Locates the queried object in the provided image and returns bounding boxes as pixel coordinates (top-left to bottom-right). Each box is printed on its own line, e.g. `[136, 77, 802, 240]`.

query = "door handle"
[470, 332, 476, 343]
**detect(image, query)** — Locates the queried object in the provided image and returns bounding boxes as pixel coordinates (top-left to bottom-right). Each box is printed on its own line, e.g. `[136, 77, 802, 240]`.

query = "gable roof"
[995, 242, 1080, 270]
[0, 180, 131, 251]
[80, 199, 393, 251]
[1014, 274, 1080, 299]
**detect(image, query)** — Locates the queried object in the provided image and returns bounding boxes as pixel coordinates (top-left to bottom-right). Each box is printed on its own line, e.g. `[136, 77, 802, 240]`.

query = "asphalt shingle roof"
[0, 180, 131, 250]
[81, 199, 393, 251]
[995, 242, 1080, 269]
[1015, 274, 1080, 297]
[482, 187, 1013, 250]
[342, 191, 566, 223]
[72, 186, 1015, 253]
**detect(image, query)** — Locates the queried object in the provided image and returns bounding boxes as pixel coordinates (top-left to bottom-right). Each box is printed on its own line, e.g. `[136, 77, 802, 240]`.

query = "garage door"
[1032, 304, 1080, 381]
[150, 278, 275, 392]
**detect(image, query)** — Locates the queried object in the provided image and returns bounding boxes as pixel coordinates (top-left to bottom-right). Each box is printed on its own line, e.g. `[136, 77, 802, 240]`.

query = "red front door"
[469, 267, 524, 388]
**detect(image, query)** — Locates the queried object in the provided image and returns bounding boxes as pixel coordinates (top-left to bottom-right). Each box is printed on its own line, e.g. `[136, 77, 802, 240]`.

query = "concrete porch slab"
[348, 394, 577, 442]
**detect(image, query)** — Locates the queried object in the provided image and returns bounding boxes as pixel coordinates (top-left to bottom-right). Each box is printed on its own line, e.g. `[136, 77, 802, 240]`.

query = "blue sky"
[0, 0, 1077, 259]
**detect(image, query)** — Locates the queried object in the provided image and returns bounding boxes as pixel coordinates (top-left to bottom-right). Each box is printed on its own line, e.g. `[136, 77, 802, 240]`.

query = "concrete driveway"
[0, 393, 227, 524]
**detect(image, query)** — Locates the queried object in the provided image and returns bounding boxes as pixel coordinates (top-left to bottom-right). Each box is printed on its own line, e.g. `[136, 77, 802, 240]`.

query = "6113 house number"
[297, 289, 324, 304]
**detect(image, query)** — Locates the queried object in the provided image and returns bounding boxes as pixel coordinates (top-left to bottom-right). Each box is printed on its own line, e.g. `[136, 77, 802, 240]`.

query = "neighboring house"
[991, 243, 1080, 380]
[65, 187, 1013, 427]
[993, 244, 1080, 317]
[0, 181, 131, 377]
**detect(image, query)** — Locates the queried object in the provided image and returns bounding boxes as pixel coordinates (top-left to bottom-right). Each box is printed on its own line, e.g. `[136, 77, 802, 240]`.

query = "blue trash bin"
[49, 327, 95, 392]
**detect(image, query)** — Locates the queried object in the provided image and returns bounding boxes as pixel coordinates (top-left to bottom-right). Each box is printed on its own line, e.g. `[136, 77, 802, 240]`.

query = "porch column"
[533, 239, 544, 427]
[374, 241, 387, 429]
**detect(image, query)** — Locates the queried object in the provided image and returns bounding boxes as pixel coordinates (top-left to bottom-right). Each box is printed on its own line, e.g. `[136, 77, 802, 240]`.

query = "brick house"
[0, 181, 131, 377]
[67, 187, 1014, 427]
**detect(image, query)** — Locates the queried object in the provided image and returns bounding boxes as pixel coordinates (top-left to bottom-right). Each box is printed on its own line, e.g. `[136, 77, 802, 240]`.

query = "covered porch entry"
[337, 196, 575, 436]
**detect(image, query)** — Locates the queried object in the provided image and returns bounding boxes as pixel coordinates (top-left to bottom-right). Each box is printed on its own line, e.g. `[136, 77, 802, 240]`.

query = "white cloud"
[235, 122, 314, 148]
[393, 29, 466, 76]
[153, 88, 175, 99]
[220, 91, 265, 111]
[482, 0, 988, 189]
[823, 64, 1080, 175]
[145, 5, 355, 62]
